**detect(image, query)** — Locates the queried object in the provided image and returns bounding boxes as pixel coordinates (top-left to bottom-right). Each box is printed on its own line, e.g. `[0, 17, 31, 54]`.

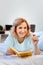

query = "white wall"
[0, 0, 43, 32]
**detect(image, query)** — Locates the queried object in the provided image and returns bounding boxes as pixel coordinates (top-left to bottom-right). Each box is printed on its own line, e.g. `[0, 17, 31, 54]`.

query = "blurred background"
[0, 0, 43, 32]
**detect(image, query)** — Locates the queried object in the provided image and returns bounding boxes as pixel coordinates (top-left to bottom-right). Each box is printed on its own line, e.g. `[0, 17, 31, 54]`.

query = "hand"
[6, 48, 16, 55]
[32, 35, 40, 55]
[32, 35, 39, 46]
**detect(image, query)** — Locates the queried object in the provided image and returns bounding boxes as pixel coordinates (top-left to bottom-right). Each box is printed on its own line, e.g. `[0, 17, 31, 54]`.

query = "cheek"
[16, 29, 21, 34]
[25, 30, 27, 33]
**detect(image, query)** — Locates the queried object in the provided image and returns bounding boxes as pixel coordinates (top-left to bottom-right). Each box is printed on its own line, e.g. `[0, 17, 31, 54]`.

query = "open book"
[9, 47, 33, 57]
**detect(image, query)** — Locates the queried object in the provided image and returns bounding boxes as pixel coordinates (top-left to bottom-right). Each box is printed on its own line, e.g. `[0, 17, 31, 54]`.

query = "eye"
[24, 27, 27, 29]
[19, 27, 22, 29]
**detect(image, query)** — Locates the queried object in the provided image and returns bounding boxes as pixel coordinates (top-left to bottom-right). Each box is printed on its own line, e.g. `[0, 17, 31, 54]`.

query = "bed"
[0, 55, 43, 65]
[0, 31, 43, 65]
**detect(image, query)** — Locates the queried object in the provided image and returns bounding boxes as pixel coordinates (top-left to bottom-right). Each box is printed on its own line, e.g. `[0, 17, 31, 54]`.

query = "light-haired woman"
[0, 18, 40, 55]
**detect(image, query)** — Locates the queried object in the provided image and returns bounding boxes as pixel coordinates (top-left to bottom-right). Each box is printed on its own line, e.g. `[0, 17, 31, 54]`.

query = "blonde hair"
[11, 18, 31, 38]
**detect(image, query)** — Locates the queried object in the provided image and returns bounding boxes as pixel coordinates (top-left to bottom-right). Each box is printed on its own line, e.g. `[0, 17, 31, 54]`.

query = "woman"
[0, 18, 40, 55]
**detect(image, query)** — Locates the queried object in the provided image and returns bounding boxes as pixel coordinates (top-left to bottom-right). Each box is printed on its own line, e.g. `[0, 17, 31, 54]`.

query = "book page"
[9, 47, 33, 57]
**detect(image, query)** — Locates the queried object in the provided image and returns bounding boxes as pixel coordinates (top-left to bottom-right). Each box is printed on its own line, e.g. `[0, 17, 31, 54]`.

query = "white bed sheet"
[0, 55, 43, 65]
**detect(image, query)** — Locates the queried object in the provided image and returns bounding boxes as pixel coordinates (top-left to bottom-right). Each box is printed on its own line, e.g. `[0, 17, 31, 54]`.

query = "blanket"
[0, 55, 43, 65]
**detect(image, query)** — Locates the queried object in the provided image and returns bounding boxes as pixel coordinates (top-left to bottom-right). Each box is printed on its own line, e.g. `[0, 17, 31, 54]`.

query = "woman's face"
[16, 22, 28, 38]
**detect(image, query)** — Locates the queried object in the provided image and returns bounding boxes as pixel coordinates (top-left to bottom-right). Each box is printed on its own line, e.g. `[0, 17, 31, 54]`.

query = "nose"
[21, 29, 25, 32]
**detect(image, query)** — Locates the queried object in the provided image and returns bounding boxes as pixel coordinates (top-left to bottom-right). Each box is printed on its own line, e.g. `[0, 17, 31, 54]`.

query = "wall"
[0, 0, 43, 32]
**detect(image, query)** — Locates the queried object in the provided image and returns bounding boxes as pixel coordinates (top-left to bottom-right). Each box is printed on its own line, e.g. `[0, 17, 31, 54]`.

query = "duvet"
[0, 55, 43, 65]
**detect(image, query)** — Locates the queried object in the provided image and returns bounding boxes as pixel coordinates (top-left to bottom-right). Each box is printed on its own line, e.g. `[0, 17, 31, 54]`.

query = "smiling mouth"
[20, 33, 24, 35]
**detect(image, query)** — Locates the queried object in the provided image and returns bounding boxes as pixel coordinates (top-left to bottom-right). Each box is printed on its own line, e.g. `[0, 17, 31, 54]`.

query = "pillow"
[33, 31, 43, 38]
[38, 34, 43, 51]
[33, 31, 43, 50]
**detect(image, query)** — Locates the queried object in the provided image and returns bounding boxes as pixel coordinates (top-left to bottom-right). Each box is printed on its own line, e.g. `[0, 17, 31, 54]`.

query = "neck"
[17, 37, 24, 43]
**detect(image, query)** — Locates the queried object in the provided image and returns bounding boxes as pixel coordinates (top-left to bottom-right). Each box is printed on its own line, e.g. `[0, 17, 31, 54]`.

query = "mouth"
[19, 32, 25, 34]
[20, 33, 25, 35]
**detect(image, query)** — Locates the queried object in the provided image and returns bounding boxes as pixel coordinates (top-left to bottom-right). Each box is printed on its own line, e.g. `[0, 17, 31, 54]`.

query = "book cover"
[9, 47, 33, 57]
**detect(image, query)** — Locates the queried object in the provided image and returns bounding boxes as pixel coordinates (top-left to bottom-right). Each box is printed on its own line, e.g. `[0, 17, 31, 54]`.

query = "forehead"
[17, 22, 27, 27]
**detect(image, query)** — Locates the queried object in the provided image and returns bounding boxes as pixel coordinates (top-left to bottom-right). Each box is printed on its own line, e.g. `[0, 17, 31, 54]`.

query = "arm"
[0, 34, 14, 55]
[34, 44, 40, 55]
[6, 48, 16, 55]
[32, 35, 40, 55]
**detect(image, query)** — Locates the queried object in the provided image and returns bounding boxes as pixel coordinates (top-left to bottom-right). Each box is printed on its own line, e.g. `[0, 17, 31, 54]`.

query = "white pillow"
[33, 31, 43, 50]
[33, 31, 43, 38]
[38, 34, 43, 51]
